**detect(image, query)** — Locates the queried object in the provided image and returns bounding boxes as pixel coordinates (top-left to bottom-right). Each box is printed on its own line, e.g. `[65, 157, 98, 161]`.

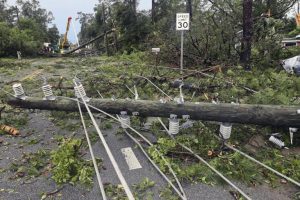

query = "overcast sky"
[6, 0, 152, 43]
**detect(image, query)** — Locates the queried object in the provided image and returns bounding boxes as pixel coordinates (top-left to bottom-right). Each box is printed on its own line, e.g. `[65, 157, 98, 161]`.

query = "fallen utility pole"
[6, 97, 300, 127]
[65, 30, 114, 55]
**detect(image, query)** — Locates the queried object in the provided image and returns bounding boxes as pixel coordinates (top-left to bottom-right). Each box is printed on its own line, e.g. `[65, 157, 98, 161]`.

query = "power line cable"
[57, 96, 186, 199]
[73, 82, 135, 200]
[77, 100, 107, 200]
[157, 118, 252, 200]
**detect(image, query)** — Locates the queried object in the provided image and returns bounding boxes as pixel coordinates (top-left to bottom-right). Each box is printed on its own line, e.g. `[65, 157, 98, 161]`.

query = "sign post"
[176, 13, 190, 74]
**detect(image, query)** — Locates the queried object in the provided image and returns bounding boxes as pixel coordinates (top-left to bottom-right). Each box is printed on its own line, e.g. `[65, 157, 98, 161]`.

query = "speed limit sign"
[176, 13, 190, 31]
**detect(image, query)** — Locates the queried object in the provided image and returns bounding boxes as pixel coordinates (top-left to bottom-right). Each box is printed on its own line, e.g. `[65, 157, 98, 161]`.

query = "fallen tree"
[6, 97, 300, 128]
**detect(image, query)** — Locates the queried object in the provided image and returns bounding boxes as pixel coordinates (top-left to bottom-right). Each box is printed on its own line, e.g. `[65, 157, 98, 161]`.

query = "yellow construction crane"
[296, 1, 300, 27]
[61, 17, 72, 53]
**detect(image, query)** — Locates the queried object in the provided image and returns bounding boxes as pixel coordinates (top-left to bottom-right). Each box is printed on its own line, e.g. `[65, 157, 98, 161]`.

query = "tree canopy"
[0, 0, 59, 57]
[77, 0, 298, 68]
[0, 0, 299, 65]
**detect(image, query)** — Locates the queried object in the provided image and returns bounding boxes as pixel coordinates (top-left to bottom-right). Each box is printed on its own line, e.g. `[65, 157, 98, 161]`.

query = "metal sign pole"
[180, 30, 184, 74]
[177, 13, 189, 75]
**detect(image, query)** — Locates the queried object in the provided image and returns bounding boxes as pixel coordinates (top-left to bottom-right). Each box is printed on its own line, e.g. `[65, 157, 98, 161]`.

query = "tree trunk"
[266, 0, 278, 16]
[240, 0, 253, 70]
[152, 0, 155, 23]
[132, 0, 137, 15]
[187, 0, 193, 21]
[6, 97, 300, 128]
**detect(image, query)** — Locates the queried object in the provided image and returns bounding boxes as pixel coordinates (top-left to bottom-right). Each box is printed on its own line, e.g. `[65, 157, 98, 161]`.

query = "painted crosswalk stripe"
[121, 147, 142, 170]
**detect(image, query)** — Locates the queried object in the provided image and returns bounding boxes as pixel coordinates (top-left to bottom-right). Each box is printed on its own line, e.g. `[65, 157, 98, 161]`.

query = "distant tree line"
[78, 0, 298, 69]
[0, 0, 59, 57]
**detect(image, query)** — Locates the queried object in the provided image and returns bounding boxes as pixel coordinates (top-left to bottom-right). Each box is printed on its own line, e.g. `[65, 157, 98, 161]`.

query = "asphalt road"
[0, 111, 298, 200]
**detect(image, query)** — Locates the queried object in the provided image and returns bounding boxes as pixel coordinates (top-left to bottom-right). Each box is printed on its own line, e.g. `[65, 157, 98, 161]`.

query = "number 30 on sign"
[176, 13, 190, 31]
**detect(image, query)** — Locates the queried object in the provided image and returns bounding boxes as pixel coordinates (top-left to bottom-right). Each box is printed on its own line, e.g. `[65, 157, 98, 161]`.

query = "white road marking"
[121, 147, 142, 170]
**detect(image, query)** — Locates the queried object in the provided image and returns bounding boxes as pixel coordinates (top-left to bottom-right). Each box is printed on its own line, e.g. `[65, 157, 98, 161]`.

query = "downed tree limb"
[6, 97, 300, 128]
[180, 65, 223, 80]
[170, 80, 223, 92]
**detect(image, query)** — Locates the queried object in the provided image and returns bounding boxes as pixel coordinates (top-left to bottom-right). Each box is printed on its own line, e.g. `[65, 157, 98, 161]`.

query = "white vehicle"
[281, 56, 300, 75]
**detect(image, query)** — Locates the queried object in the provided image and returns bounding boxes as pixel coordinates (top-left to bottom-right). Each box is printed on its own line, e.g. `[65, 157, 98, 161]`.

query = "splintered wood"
[0, 125, 20, 136]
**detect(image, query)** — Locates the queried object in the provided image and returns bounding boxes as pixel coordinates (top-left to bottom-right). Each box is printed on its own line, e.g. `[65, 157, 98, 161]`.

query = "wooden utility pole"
[6, 97, 300, 128]
[65, 30, 114, 54]
[240, 0, 253, 70]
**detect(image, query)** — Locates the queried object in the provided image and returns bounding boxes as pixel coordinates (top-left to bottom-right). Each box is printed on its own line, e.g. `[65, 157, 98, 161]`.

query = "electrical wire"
[140, 76, 297, 188]
[123, 129, 187, 200]
[96, 90, 104, 99]
[135, 75, 173, 100]
[152, 65, 258, 94]
[98, 86, 186, 198]
[57, 96, 187, 200]
[74, 84, 135, 200]
[0, 87, 15, 97]
[125, 85, 135, 96]
[157, 118, 252, 200]
[86, 60, 258, 94]
[213, 134, 300, 187]
[77, 100, 107, 200]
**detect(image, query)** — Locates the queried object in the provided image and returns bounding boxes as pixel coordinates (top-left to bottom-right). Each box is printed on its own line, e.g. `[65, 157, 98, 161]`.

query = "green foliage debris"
[50, 138, 94, 186]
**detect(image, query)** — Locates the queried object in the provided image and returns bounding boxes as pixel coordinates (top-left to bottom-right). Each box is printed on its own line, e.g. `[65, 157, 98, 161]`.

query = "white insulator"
[290, 128, 298, 133]
[120, 111, 130, 129]
[74, 84, 86, 98]
[42, 84, 55, 100]
[220, 123, 232, 140]
[212, 100, 218, 104]
[12, 83, 25, 99]
[74, 84, 90, 102]
[269, 136, 285, 148]
[181, 115, 193, 129]
[169, 115, 179, 135]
